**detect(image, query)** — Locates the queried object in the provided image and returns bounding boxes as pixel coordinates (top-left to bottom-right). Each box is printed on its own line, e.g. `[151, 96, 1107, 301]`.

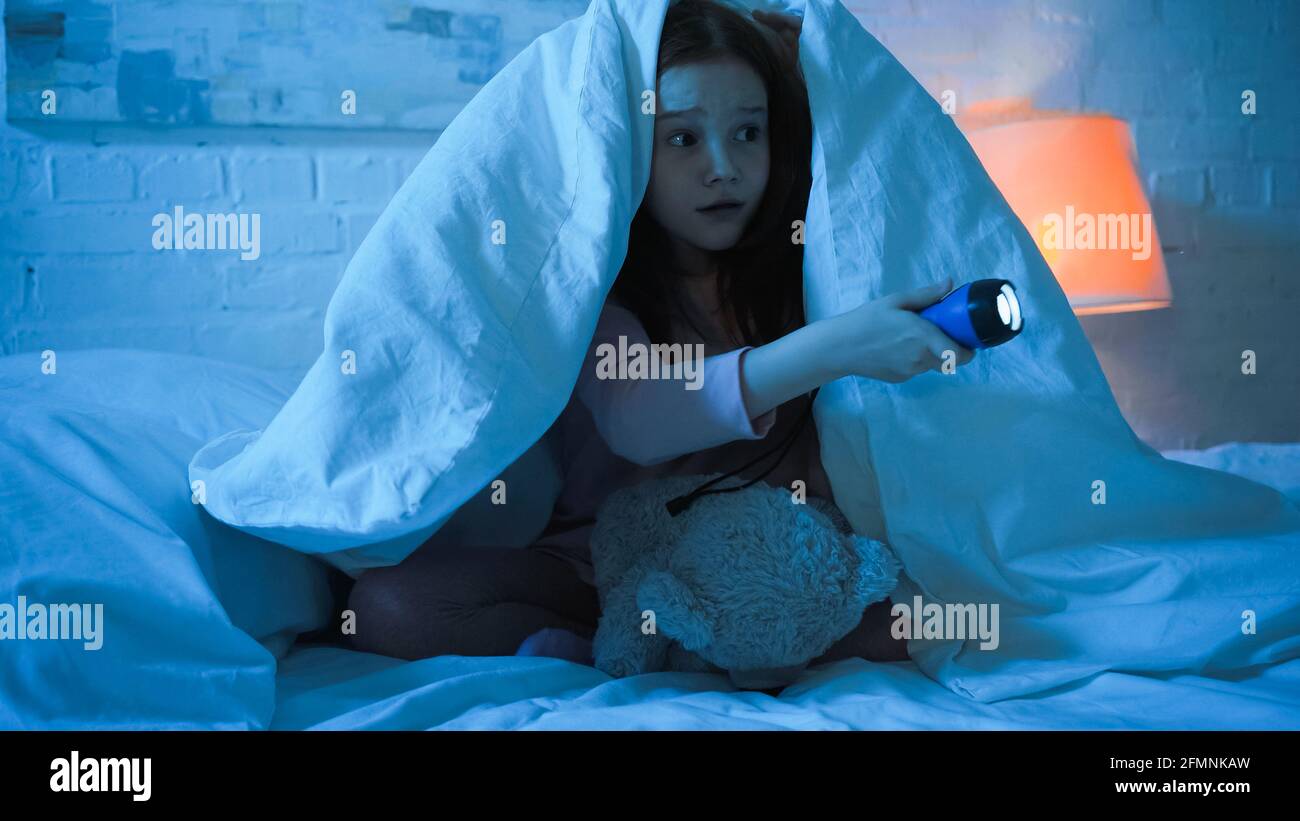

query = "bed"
[3, 348, 1297, 730]
[277, 443, 1300, 730]
[7, 0, 1298, 731]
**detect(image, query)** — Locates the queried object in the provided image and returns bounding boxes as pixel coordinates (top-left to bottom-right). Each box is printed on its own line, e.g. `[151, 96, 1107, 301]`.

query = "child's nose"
[704, 144, 740, 182]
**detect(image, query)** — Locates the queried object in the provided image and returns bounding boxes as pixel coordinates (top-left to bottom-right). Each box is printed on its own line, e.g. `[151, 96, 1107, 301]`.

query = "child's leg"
[345, 543, 599, 661]
[810, 597, 908, 664]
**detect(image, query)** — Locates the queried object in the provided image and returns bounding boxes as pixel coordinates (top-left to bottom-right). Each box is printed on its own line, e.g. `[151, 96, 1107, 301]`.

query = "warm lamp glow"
[957, 99, 1172, 315]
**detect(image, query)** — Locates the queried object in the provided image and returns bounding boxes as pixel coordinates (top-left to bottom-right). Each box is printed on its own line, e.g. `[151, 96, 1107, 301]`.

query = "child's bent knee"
[344, 567, 458, 659]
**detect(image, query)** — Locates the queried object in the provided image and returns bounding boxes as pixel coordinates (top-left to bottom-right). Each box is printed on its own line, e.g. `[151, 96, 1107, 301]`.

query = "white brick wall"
[2, 0, 1297, 449]
[0, 114, 428, 373]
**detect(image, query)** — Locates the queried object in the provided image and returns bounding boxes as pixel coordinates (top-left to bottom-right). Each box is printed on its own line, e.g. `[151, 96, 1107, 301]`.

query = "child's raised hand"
[735, 278, 974, 419]
[824, 279, 977, 384]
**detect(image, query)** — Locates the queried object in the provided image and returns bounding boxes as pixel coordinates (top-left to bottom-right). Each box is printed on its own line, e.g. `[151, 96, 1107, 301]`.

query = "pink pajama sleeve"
[576, 300, 778, 466]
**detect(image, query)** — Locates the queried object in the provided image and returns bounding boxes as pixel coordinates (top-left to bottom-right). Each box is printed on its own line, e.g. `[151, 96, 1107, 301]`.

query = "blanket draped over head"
[191, 0, 1300, 702]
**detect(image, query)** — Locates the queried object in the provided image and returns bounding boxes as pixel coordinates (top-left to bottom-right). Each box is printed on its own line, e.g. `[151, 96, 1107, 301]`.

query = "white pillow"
[1, 350, 332, 728]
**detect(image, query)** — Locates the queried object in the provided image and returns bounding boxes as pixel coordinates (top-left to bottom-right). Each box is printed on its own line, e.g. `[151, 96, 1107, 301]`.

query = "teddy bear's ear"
[850, 536, 903, 606]
[637, 570, 714, 652]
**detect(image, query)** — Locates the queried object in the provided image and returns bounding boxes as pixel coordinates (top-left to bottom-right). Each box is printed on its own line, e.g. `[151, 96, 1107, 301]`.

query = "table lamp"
[956, 98, 1172, 315]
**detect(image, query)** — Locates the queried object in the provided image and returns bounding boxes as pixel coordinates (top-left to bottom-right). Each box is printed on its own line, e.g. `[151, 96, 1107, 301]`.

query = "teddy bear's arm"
[592, 576, 671, 678]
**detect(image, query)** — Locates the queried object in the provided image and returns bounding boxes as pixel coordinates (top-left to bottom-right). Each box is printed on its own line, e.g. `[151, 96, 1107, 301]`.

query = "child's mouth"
[697, 203, 743, 219]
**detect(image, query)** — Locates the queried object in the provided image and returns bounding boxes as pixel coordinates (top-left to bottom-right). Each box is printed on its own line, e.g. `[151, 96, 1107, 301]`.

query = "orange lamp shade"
[958, 103, 1172, 315]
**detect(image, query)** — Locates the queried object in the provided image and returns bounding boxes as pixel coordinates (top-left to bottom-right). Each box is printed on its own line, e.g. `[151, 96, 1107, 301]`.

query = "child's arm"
[577, 300, 778, 466]
[740, 280, 977, 417]
[737, 317, 842, 419]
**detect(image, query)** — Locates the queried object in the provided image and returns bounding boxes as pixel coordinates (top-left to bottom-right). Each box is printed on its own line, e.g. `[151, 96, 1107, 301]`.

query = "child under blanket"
[344, 0, 975, 668]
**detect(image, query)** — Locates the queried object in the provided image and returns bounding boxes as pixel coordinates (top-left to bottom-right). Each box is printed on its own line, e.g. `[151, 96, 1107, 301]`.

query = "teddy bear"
[588, 473, 902, 690]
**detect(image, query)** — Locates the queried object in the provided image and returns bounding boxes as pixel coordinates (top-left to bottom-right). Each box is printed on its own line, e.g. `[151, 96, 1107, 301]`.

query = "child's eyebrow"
[658, 105, 767, 122]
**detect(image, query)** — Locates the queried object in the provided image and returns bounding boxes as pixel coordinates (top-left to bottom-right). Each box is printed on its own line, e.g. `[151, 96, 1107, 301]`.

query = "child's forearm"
[739, 316, 846, 418]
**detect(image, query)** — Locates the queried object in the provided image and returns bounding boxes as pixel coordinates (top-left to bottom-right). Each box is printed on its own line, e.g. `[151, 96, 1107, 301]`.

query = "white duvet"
[191, 0, 1300, 705]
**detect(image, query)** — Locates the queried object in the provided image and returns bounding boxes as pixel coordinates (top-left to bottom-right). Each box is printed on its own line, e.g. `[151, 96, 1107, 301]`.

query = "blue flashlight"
[918, 278, 1024, 349]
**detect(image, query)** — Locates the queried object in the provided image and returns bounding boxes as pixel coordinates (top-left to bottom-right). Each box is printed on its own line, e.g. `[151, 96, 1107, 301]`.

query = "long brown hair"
[612, 0, 813, 349]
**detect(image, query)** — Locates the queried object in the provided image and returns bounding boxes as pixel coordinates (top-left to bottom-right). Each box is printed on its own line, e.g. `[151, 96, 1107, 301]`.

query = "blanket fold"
[191, 0, 1300, 702]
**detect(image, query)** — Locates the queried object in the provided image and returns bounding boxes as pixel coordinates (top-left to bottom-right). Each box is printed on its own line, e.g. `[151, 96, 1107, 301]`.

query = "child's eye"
[667, 126, 762, 148]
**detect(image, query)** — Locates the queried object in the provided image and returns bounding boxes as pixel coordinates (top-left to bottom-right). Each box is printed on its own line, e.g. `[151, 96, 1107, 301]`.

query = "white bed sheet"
[271, 442, 1300, 730]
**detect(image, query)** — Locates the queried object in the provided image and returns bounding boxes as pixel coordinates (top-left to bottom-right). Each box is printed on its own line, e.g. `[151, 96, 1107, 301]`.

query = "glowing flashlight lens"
[996, 293, 1011, 326]
[1000, 283, 1022, 331]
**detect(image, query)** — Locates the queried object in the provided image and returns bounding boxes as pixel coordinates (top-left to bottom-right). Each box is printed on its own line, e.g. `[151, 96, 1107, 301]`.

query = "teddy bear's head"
[634, 483, 900, 684]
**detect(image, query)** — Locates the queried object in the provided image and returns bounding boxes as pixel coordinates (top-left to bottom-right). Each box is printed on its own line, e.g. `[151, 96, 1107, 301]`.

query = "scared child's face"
[646, 57, 770, 275]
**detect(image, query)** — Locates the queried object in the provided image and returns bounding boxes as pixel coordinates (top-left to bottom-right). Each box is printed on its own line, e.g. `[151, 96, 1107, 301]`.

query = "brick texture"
[0, 0, 1296, 448]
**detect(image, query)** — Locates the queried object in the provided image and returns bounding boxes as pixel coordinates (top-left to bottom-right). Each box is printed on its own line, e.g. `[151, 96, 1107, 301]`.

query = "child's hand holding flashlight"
[824, 278, 977, 384]
[737, 279, 992, 422]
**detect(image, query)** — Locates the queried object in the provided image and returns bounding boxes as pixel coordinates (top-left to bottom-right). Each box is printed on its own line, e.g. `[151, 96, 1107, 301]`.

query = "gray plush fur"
[589, 474, 901, 685]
